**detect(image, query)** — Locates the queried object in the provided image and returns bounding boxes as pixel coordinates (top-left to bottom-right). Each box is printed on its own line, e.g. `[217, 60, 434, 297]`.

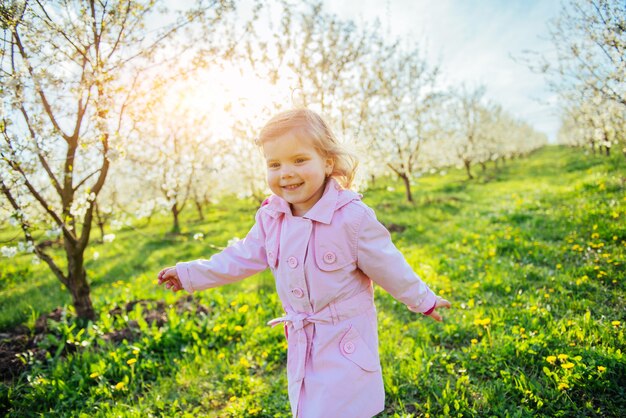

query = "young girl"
[158, 108, 451, 418]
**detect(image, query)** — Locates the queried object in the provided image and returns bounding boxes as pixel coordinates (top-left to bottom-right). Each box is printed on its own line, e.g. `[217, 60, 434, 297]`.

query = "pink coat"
[176, 179, 437, 417]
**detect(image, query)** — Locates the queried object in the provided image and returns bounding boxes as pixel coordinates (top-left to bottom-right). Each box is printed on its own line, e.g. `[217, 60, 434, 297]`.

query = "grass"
[0, 145, 624, 417]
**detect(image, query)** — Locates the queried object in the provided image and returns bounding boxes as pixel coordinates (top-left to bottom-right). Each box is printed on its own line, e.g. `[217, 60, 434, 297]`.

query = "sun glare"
[164, 64, 286, 140]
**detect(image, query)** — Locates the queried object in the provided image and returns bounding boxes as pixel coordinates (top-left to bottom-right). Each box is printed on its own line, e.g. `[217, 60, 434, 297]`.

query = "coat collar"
[261, 178, 361, 224]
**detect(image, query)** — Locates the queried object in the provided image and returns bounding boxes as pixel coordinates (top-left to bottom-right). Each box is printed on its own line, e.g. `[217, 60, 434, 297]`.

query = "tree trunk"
[66, 245, 95, 321]
[464, 160, 474, 180]
[194, 198, 204, 221]
[171, 204, 181, 234]
[399, 173, 413, 203]
[605, 146, 611, 156]
[480, 162, 486, 172]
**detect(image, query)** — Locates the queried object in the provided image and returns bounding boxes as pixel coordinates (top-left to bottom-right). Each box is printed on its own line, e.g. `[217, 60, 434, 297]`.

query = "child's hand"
[158, 266, 183, 292]
[425, 296, 451, 322]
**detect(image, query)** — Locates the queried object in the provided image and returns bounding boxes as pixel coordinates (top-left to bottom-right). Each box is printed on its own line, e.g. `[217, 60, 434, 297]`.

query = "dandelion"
[611, 321, 621, 327]
[561, 362, 575, 369]
[556, 264, 562, 269]
[546, 356, 557, 364]
[239, 357, 250, 367]
[217, 353, 225, 360]
[212, 325, 221, 333]
[238, 304, 249, 313]
[234, 325, 243, 332]
[114, 381, 126, 390]
[474, 318, 491, 326]
[558, 354, 569, 361]
[488, 248, 496, 257]
[558, 382, 569, 390]
[229, 396, 237, 402]
[90, 372, 100, 379]
[127, 358, 137, 365]
[471, 338, 478, 344]
[597, 366, 606, 372]
[230, 300, 238, 306]
[262, 351, 268, 358]
[591, 233, 600, 239]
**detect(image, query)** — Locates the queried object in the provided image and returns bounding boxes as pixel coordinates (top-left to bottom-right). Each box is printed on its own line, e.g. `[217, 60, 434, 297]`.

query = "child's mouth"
[282, 183, 303, 191]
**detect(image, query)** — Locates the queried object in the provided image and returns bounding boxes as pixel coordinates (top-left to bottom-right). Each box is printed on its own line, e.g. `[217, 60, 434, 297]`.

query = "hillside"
[1, 145, 624, 417]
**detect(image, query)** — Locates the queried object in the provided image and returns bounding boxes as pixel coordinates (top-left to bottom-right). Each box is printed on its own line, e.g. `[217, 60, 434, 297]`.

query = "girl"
[158, 108, 451, 418]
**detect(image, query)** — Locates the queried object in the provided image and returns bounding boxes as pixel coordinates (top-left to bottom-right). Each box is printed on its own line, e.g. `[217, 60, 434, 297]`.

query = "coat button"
[268, 251, 274, 259]
[323, 251, 336, 264]
[292, 288, 304, 298]
[287, 256, 298, 268]
[343, 341, 355, 354]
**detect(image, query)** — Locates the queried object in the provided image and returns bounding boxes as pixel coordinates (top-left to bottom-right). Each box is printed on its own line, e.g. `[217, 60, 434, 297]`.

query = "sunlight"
[162, 63, 287, 140]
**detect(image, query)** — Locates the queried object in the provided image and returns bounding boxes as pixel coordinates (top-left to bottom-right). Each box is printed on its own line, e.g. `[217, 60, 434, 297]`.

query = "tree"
[0, 0, 233, 320]
[361, 43, 442, 202]
[542, 0, 626, 107]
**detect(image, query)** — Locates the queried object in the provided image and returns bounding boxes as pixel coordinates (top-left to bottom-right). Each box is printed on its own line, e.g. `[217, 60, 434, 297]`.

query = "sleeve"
[356, 206, 437, 313]
[175, 209, 269, 294]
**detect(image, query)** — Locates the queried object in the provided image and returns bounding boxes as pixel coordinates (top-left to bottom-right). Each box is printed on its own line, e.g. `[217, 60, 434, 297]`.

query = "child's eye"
[268, 162, 280, 169]
[295, 158, 307, 164]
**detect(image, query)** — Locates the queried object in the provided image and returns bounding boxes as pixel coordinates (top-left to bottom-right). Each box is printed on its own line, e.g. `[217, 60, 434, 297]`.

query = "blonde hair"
[256, 108, 358, 189]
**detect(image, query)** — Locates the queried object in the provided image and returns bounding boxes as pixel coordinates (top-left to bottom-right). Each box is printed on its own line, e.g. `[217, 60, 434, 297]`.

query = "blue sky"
[326, 0, 563, 142]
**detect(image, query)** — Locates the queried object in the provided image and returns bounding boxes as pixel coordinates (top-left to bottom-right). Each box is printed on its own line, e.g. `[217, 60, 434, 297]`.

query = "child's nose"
[280, 166, 294, 178]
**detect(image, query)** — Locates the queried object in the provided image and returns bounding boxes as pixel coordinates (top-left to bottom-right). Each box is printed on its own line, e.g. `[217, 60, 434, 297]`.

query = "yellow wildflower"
[238, 304, 249, 313]
[597, 366, 606, 372]
[546, 356, 557, 364]
[561, 362, 575, 369]
[114, 381, 125, 390]
[229, 396, 237, 402]
[89, 372, 100, 379]
[471, 339, 478, 344]
[611, 321, 621, 327]
[217, 353, 225, 360]
[127, 358, 137, 365]
[234, 325, 243, 332]
[558, 354, 569, 361]
[558, 382, 569, 390]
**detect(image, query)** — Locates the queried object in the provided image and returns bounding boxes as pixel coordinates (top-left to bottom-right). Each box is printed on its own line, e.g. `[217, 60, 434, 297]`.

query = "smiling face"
[263, 131, 334, 217]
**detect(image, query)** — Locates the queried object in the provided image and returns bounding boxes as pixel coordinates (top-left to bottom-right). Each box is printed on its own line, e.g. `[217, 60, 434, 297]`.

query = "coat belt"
[267, 287, 375, 382]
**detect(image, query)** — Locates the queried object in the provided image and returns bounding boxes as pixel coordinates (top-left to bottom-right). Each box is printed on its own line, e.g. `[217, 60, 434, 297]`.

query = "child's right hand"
[158, 266, 183, 292]
[425, 296, 452, 322]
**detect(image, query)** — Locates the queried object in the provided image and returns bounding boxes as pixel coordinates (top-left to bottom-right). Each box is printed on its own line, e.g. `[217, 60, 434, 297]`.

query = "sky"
[324, 0, 563, 143]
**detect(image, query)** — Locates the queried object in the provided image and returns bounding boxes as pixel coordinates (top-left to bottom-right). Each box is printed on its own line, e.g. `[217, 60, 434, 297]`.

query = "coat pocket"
[314, 242, 354, 272]
[338, 325, 380, 372]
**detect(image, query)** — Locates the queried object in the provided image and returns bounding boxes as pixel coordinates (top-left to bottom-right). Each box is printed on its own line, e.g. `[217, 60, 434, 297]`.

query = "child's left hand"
[425, 296, 451, 322]
[158, 266, 183, 292]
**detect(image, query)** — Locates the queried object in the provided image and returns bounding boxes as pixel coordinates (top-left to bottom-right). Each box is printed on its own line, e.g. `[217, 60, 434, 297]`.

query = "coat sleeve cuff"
[176, 262, 195, 294]
[407, 290, 437, 314]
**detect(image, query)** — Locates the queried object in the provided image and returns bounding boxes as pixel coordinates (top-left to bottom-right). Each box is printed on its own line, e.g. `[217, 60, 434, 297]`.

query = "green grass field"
[1, 145, 624, 417]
